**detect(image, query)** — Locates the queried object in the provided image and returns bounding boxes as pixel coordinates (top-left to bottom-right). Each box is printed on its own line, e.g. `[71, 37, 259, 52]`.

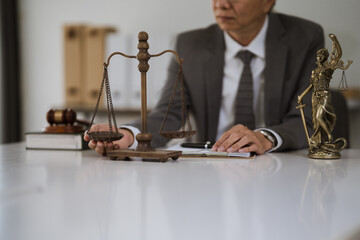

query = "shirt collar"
[224, 15, 268, 60]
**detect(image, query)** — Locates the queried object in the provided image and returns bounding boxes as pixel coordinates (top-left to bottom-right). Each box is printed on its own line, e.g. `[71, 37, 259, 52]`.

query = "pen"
[180, 141, 213, 149]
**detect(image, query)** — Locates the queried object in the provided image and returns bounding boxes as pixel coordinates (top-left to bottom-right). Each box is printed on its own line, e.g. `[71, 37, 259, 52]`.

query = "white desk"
[1, 142, 360, 240]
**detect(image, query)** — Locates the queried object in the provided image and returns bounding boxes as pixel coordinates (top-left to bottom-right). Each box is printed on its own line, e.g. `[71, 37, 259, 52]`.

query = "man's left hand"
[211, 124, 272, 155]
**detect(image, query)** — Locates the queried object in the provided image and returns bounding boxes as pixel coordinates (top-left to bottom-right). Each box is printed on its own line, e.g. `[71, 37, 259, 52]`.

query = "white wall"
[19, 0, 360, 137]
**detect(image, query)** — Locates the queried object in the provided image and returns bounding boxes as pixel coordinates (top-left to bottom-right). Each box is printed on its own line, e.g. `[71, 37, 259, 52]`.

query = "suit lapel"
[204, 26, 225, 141]
[265, 13, 287, 126]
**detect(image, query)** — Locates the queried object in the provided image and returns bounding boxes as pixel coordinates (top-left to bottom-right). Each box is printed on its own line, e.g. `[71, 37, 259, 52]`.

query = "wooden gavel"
[46, 109, 89, 126]
[44, 108, 90, 133]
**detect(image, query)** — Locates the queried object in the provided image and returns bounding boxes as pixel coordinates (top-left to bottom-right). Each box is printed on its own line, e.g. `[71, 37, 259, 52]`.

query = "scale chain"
[88, 65, 107, 131]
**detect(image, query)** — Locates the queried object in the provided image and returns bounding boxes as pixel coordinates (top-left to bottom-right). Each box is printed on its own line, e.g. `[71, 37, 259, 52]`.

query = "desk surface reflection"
[1, 143, 360, 240]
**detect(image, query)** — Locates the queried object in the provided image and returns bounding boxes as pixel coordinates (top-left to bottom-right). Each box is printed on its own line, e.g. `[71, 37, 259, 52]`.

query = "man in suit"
[85, 0, 324, 155]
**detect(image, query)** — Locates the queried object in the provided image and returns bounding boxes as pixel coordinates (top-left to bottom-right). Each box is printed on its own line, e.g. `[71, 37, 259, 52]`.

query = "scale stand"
[87, 31, 196, 162]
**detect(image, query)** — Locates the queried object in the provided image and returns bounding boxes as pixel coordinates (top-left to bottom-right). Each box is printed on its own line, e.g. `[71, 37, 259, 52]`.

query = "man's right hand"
[84, 124, 134, 156]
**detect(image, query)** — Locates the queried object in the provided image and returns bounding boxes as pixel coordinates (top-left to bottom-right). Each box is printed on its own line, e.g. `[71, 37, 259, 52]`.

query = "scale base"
[106, 149, 182, 162]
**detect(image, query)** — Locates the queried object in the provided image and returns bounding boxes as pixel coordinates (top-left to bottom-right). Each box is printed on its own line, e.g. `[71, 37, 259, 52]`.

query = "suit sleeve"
[269, 25, 324, 151]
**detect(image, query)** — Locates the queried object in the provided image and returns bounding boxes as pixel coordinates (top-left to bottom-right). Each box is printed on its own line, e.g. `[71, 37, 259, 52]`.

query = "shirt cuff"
[120, 125, 141, 149]
[255, 128, 283, 152]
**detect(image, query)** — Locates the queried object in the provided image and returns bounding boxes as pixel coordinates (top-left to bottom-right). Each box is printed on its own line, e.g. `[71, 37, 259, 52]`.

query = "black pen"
[180, 141, 213, 149]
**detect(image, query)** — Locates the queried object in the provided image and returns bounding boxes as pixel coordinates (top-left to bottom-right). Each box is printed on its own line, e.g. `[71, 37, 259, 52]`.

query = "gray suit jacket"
[131, 13, 324, 151]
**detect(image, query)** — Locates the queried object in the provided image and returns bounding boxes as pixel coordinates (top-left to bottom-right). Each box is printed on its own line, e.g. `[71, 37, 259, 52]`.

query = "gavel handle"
[75, 119, 91, 127]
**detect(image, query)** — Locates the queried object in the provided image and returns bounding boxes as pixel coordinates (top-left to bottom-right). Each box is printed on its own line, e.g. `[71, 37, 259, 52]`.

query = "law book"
[25, 132, 89, 150]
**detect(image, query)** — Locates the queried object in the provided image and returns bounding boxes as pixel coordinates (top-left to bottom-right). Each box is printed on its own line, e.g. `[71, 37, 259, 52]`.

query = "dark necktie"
[234, 50, 255, 130]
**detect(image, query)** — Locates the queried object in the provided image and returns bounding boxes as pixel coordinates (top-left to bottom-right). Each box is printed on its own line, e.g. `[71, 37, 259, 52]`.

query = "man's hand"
[211, 124, 272, 155]
[84, 124, 134, 156]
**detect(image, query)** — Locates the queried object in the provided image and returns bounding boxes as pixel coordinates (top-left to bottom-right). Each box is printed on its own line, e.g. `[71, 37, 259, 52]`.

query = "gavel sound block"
[43, 109, 90, 133]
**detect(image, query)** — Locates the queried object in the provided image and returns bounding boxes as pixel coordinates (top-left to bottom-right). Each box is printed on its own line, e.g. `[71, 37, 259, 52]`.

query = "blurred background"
[1, 0, 360, 146]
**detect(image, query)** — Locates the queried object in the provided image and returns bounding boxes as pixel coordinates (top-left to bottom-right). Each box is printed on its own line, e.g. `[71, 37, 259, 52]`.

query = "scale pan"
[160, 130, 197, 139]
[87, 131, 124, 142]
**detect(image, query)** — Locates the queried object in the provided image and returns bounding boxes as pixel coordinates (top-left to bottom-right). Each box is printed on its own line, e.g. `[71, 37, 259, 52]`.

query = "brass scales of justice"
[87, 31, 197, 162]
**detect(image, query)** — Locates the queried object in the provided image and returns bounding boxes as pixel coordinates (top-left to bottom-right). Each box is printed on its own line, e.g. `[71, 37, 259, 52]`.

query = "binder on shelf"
[64, 25, 86, 107]
[63, 24, 115, 109]
[83, 26, 116, 108]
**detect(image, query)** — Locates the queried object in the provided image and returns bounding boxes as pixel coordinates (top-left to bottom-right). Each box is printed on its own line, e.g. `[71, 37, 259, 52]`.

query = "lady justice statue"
[297, 33, 352, 159]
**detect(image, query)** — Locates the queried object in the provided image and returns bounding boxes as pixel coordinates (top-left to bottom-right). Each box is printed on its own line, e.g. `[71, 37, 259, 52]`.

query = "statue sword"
[296, 102, 311, 147]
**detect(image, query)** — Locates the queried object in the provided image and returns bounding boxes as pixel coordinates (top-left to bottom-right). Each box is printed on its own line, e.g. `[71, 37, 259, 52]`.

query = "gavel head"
[46, 108, 77, 125]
